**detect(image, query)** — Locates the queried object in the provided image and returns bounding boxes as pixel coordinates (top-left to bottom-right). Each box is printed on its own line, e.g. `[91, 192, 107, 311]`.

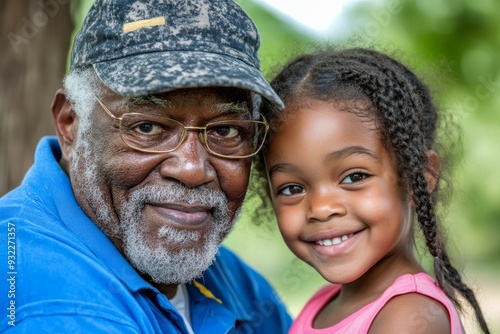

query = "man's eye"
[278, 185, 304, 196]
[133, 122, 163, 135]
[212, 125, 240, 139]
[342, 172, 367, 184]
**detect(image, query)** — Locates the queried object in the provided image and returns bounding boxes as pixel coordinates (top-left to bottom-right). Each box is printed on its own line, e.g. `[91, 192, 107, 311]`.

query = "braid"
[260, 46, 490, 333]
[365, 54, 490, 333]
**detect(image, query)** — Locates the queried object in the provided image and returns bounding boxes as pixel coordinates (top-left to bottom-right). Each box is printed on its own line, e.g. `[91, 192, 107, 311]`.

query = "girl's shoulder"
[368, 272, 463, 334]
[369, 289, 451, 333]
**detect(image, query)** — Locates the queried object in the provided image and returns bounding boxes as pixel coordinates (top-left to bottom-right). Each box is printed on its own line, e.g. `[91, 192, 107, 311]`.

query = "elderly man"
[0, 0, 291, 332]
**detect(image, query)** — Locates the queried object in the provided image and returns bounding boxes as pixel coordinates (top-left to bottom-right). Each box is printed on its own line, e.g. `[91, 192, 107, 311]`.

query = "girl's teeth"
[317, 234, 353, 246]
[332, 237, 342, 245]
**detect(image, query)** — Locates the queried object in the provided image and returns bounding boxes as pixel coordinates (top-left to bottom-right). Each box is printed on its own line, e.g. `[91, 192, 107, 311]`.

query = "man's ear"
[51, 88, 77, 163]
[424, 150, 440, 193]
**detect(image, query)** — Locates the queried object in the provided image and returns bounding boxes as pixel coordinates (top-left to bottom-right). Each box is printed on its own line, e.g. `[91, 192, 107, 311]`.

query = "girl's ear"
[424, 150, 440, 193]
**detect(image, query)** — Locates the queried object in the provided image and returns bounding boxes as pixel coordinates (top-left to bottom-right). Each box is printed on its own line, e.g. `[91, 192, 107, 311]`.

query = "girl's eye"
[342, 172, 367, 184]
[277, 184, 304, 196]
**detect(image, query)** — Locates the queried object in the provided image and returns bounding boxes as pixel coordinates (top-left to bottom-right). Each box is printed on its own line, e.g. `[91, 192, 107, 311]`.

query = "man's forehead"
[123, 87, 252, 112]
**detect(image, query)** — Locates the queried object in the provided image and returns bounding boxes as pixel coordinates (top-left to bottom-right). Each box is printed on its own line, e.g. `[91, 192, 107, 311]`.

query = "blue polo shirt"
[0, 137, 291, 333]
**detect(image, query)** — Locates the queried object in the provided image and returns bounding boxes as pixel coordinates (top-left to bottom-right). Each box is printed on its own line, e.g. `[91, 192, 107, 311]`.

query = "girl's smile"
[310, 228, 366, 257]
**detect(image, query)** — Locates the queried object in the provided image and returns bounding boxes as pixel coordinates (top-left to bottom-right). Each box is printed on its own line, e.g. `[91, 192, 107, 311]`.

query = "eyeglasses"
[95, 97, 269, 159]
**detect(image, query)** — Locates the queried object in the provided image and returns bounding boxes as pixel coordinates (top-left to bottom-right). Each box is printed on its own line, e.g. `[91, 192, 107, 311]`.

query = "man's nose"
[158, 131, 217, 188]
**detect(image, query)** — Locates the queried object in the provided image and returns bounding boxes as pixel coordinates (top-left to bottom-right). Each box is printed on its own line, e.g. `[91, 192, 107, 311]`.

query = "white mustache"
[129, 183, 228, 210]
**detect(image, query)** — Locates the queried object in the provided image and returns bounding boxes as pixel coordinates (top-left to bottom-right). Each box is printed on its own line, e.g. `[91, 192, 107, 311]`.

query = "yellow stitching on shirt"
[123, 17, 166, 33]
[193, 281, 222, 304]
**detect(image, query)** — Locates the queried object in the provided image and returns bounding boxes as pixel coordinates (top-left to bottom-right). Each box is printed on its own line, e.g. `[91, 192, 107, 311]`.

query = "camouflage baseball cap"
[70, 0, 283, 109]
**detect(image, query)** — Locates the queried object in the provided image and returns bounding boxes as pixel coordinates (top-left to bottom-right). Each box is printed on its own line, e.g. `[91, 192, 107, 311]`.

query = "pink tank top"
[289, 272, 464, 333]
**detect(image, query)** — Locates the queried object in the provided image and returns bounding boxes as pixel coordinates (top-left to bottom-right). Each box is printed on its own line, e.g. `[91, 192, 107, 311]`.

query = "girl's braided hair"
[255, 47, 489, 333]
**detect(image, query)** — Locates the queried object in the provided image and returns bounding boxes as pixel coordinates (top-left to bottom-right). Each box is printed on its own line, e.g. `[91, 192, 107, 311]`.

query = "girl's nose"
[306, 187, 347, 222]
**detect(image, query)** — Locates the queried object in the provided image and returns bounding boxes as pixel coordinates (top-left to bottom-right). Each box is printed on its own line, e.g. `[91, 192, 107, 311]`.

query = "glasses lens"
[205, 120, 266, 157]
[117, 113, 268, 158]
[119, 113, 184, 152]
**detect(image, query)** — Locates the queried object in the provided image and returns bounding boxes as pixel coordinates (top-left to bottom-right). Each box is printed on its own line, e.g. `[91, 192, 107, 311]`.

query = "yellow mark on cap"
[123, 16, 166, 33]
[193, 281, 222, 304]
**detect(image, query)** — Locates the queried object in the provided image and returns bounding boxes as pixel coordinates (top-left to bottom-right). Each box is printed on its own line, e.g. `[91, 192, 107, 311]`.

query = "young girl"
[257, 47, 490, 333]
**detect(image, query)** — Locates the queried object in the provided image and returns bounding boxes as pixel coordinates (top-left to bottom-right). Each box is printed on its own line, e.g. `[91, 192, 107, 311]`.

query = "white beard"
[118, 183, 234, 284]
[70, 132, 235, 285]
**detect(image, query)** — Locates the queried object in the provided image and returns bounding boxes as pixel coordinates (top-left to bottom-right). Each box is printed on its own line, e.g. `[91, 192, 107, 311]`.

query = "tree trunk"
[0, 0, 74, 195]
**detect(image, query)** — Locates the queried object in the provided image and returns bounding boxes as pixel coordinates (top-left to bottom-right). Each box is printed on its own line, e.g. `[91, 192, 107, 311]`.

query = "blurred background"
[1, 0, 498, 332]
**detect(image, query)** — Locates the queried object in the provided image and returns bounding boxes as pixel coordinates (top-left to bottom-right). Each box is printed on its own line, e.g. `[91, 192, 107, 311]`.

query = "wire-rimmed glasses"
[95, 97, 269, 159]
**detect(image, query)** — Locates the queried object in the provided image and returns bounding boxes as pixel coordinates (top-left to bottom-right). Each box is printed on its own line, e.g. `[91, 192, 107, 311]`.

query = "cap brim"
[93, 51, 283, 109]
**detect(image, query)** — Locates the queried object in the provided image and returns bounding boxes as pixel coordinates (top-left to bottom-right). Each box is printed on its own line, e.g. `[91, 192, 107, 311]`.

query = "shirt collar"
[191, 248, 253, 322]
